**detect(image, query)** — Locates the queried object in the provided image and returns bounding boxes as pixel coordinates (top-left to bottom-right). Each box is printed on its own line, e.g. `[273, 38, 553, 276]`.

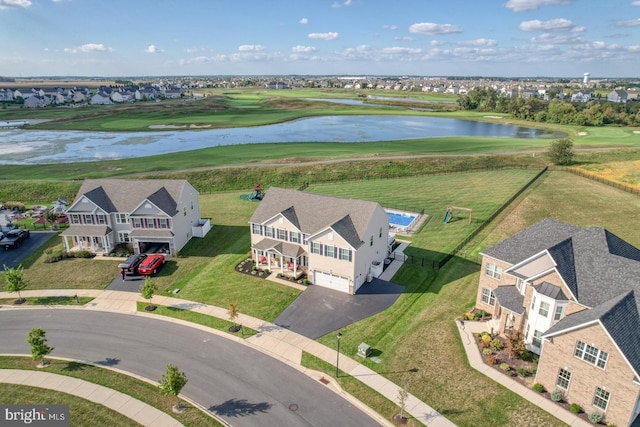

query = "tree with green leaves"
[158, 364, 188, 412]
[549, 137, 574, 165]
[27, 328, 54, 367]
[141, 276, 157, 311]
[4, 264, 27, 303]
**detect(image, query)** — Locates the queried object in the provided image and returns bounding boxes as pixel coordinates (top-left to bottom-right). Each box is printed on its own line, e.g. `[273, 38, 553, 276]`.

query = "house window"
[554, 305, 565, 321]
[593, 387, 610, 411]
[133, 218, 142, 228]
[539, 301, 550, 317]
[481, 288, 495, 306]
[290, 231, 301, 243]
[115, 213, 128, 224]
[379, 227, 382, 238]
[532, 330, 542, 348]
[96, 214, 106, 224]
[326, 245, 336, 258]
[118, 232, 130, 243]
[303, 234, 309, 245]
[277, 229, 287, 241]
[311, 242, 322, 255]
[252, 224, 262, 235]
[531, 296, 536, 311]
[264, 226, 274, 238]
[556, 368, 572, 390]
[191, 201, 194, 210]
[575, 341, 608, 369]
[339, 248, 351, 261]
[485, 262, 502, 279]
[70, 214, 80, 224]
[370, 235, 373, 247]
[516, 278, 525, 294]
[85, 215, 93, 224]
[158, 218, 169, 229]
[183, 207, 187, 216]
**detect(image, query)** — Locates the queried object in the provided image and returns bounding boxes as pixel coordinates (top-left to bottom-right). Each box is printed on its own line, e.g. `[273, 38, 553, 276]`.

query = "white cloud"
[332, 0, 351, 8]
[504, 0, 573, 12]
[519, 18, 580, 32]
[238, 44, 265, 51]
[616, 18, 640, 27]
[0, 0, 31, 9]
[299, 17, 308, 24]
[408, 22, 463, 35]
[145, 45, 164, 54]
[64, 43, 112, 54]
[292, 45, 316, 53]
[308, 32, 339, 40]
[633, 1, 640, 5]
[381, 47, 423, 54]
[383, 24, 398, 30]
[458, 38, 497, 46]
[530, 32, 585, 44]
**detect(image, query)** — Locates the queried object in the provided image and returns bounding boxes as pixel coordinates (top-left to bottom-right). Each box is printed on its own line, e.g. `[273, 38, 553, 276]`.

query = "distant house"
[23, 96, 46, 108]
[248, 187, 390, 294]
[163, 89, 183, 99]
[135, 87, 157, 100]
[608, 90, 628, 103]
[571, 90, 593, 103]
[0, 88, 14, 102]
[266, 81, 289, 90]
[475, 219, 640, 427]
[60, 179, 210, 256]
[90, 93, 113, 105]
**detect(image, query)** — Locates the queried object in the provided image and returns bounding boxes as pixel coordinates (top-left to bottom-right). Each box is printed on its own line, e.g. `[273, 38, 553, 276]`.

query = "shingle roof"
[534, 281, 568, 301]
[70, 179, 189, 217]
[249, 187, 382, 248]
[493, 286, 525, 314]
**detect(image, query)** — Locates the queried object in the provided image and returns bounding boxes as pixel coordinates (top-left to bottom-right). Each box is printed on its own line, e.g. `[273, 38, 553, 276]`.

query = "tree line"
[458, 87, 640, 127]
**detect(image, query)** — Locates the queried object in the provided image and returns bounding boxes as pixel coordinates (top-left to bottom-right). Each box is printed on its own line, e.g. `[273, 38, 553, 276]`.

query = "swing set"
[443, 206, 473, 224]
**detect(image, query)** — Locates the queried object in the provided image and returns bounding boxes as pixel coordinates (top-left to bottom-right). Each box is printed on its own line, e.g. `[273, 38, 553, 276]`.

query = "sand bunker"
[633, 130, 640, 134]
[483, 115, 503, 119]
[149, 124, 211, 129]
[577, 131, 588, 136]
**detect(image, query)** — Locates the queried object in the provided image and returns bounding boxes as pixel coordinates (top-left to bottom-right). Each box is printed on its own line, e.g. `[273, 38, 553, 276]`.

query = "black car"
[2, 229, 30, 250]
[117, 254, 146, 275]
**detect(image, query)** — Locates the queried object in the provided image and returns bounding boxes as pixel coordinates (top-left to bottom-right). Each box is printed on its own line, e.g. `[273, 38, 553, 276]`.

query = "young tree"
[549, 137, 574, 165]
[395, 387, 409, 424]
[228, 302, 241, 333]
[505, 330, 527, 360]
[158, 364, 188, 412]
[141, 276, 157, 311]
[27, 328, 54, 367]
[4, 264, 27, 303]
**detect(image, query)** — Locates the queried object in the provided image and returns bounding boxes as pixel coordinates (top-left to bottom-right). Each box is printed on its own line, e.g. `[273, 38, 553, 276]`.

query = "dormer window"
[554, 305, 565, 321]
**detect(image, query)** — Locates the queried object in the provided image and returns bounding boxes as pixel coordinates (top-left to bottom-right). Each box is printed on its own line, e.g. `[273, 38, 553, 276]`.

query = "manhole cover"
[289, 404, 299, 412]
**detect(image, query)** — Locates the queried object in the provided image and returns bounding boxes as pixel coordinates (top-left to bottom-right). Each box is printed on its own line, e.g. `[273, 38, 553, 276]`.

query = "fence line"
[561, 167, 640, 196]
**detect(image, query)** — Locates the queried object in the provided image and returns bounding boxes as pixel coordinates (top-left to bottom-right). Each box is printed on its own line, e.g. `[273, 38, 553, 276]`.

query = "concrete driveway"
[0, 231, 57, 269]
[274, 278, 404, 339]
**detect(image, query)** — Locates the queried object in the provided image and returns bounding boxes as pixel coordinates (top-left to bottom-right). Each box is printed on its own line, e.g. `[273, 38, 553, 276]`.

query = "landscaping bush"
[533, 383, 545, 393]
[529, 366, 537, 375]
[486, 354, 498, 365]
[74, 250, 95, 259]
[517, 368, 528, 377]
[550, 389, 564, 402]
[482, 348, 492, 355]
[464, 312, 474, 321]
[570, 403, 582, 414]
[499, 363, 510, 372]
[490, 338, 504, 351]
[44, 250, 96, 263]
[588, 410, 603, 424]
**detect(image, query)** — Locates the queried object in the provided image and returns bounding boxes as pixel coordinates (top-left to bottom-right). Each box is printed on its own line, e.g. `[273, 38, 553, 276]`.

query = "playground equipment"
[249, 183, 264, 201]
[443, 206, 472, 224]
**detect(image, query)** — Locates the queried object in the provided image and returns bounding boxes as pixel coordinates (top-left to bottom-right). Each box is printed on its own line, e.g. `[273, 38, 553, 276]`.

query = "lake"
[0, 115, 563, 164]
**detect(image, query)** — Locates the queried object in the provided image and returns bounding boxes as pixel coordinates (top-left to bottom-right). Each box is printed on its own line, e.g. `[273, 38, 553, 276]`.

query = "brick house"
[248, 187, 390, 294]
[475, 219, 640, 426]
[61, 179, 209, 256]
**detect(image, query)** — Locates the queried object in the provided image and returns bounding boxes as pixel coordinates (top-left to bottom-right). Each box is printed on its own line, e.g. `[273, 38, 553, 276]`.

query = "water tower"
[583, 72, 590, 86]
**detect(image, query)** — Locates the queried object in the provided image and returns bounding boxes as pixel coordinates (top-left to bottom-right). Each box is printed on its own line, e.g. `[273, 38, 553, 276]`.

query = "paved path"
[456, 320, 592, 427]
[0, 289, 453, 427]
[0, 369, 184, 427]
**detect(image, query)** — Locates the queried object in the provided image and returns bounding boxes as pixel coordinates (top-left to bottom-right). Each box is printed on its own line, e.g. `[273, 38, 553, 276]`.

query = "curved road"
[0, 309, 380, 427]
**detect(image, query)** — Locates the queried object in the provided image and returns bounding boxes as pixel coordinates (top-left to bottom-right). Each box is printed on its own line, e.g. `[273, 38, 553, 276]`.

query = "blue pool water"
[387, 212, 416, 227]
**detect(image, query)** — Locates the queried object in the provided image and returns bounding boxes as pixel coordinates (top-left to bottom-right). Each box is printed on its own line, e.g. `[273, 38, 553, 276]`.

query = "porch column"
[63, 236, 69, 252]
[293, 259, 298, 277]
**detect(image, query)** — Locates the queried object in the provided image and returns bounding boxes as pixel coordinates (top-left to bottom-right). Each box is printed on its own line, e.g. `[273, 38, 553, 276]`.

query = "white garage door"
[313, 271, 350, 293]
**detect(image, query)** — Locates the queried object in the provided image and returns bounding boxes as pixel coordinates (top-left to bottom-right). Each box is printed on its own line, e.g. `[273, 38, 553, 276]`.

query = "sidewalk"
[455, 320, 592, 427]
[0, 289, 454, 427]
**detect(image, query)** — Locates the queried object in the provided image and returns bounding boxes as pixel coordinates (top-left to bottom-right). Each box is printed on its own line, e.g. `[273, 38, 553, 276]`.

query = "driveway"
[0, 309, 381, 427]
[274, 278, 404, 339]
[0, 231, 57, 269]
[105, 273, 146, 292]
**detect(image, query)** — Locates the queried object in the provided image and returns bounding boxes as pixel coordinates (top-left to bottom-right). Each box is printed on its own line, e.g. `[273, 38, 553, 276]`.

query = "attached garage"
[313, 271, 350, 293]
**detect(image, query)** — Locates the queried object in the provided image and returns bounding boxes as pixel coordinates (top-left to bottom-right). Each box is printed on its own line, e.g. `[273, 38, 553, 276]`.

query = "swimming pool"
[386, 210, 419, 232]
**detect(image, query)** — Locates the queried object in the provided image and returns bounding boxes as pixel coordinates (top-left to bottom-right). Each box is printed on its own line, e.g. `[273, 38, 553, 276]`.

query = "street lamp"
[335, 332, 342, 378]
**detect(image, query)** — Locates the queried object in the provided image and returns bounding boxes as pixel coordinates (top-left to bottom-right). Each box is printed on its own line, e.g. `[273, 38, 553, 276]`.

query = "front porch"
[59, 225, 114, 254]
[251, 238, 308, 280]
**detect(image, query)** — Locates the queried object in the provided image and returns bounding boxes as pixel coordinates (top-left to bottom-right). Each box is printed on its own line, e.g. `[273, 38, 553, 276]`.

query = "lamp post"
[335, 332, 342, 378]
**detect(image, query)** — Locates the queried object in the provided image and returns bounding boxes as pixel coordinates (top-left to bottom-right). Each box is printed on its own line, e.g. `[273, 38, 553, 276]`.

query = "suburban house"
[248, 187, 390, 294]
[475, 219, 640, 426]
[608, 89, 628, 103]
[571, 90, 594, 103]
[60, 179, 210, 256]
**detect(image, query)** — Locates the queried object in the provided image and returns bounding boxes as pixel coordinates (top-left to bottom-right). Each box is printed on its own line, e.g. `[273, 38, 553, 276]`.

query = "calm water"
[0, 115, 562, 164]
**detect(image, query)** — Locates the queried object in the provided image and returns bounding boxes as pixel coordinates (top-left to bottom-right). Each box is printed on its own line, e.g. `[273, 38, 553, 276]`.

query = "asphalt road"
[0, 309, 380, 427]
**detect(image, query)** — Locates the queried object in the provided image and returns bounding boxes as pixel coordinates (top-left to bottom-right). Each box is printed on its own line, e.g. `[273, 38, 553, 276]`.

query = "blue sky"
[1, 0, 639, 78]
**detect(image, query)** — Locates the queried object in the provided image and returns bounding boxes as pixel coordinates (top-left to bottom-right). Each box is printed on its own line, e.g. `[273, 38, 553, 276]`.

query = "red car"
[137, 254, 165, 275]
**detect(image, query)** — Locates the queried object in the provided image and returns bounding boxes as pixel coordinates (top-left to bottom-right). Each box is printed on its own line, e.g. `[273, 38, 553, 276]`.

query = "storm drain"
[319, 377, 329, 385]
[289, 404, 299, 412]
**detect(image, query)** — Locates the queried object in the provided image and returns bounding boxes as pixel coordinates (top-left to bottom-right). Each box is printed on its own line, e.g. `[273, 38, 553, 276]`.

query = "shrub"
[481, 334, 492, 345]
[482, 348, 493, 355]
[302, 278, 309, 285]
[486, 354, 498, 365]
[464, 312, 475, 320]
[550, 389, 564, 402]
[74, 250, 95, 259]
[530, 366, 537, 375]
[499, 363, 510, 372]
[570, 403, 582, 414]
[490, 338, 504, 351]
[533, 383, 545, 393]
[518, 368, 528, 377]
[588, 410, 603, 424]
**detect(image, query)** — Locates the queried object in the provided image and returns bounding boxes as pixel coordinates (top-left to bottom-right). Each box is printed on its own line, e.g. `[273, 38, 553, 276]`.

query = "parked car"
[137, 253, 165, 275]
[3, 229, 30, 250]
[117, 254, 147, 276]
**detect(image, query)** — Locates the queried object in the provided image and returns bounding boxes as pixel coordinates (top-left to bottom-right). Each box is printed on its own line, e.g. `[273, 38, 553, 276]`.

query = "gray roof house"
[475, 219, 640, 426]
[61, 179, 209, 256]
[248, 187, 390, 294]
